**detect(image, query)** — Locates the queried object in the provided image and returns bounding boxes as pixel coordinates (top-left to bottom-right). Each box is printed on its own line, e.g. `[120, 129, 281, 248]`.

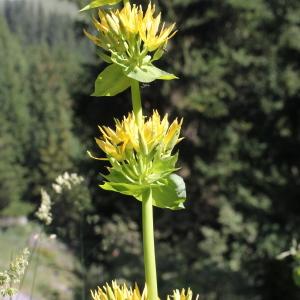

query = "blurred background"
[0, 0, 300, 299]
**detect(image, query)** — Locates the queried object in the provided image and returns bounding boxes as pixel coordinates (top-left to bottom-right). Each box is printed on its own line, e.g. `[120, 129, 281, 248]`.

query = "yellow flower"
[89, 111, 183, 187]
[85, 3, 176, 67]
[95, 111, 183, 162]
[91, 281, 146, 300]
[167, 289, 198, 300]
[91, 282, 198, 300]
[140, 3, 176, 52]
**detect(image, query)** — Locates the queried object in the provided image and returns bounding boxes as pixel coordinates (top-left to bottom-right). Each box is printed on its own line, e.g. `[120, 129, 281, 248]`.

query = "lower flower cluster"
[91, 281, 196, 300]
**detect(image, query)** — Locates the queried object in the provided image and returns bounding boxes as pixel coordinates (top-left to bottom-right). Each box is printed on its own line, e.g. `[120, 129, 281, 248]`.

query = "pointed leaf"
[126, 64, 178, 83]
[100, 181, 146, 196]
[80, 0, 121, 12]
[151, 48, 165, 62]
[135, 174, 186, 210]
[92, 64, 131, 97]
[96, 50, 112, 63]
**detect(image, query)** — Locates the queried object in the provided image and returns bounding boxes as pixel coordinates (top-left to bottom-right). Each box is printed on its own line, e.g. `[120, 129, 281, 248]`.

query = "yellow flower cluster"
[91, 282, 197, 300]
[168, 289, 196, 300]
[91, 281, 146, 300]
[85, 2, 176, 65]
[95, 111, 182, 161]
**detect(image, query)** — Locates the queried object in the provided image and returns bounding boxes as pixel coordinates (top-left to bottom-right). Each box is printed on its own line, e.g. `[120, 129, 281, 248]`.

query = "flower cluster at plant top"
[85, 2, 176, 70]
[0, 248, 30, 297]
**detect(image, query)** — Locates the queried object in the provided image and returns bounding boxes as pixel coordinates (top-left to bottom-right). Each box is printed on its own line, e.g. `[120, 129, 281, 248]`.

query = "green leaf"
[101, 174, 186, 210]
[151, 48, 165, 62]
[92, 64, 131, 97]
[150, 174, 187, 210]
[96, 50, 112, 64]
[293, 265, 300, 287]
[100, 165, 186, 209]
[147, 153, 179, 182]
[80, 0, 121, 12]
[100, 167, 149, 196]
[126, 64, 178, 83]
[100, 181, 147, 196]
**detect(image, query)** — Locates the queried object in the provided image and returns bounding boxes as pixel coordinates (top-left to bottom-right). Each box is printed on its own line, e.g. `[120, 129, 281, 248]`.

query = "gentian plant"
[82, 0, 192, 299]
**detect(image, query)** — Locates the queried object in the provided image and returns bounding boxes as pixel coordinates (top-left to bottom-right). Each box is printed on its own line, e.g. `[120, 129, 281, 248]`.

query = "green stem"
[17, 230, 42, 300]
[142, 189, 158, 300]
[130, 79, 143, 126]
[30, 236, 42, 300]
[130, 79, 158, 299]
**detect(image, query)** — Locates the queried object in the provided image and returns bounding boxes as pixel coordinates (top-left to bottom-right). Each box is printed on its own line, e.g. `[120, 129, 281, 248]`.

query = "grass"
[0, 222, 81, 300]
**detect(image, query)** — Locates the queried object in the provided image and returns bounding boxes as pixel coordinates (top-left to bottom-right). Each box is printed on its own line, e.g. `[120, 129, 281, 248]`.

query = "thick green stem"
[130, 79, 158, 299]
[142, 189, 158, 300]
[130, 79, 143, 126]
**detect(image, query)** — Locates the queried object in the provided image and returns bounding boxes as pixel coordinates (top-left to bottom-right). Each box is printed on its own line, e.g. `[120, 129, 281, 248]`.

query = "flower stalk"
[83, 0, 187, 298]
[142, 189, 158, 300]
[130, 79, 143, 127]
[131, 78, 158, 299]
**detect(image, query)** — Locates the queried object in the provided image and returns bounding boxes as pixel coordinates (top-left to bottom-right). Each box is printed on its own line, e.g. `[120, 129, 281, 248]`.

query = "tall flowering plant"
[82, 0, 191, 299]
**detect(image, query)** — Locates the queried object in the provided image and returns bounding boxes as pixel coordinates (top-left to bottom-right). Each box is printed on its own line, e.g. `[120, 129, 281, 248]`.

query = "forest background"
[0, 0, 300, 299]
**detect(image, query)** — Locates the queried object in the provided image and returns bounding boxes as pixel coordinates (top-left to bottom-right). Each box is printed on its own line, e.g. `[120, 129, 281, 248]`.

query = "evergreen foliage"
[26, 46, 81, 189]
[0, 17, 31, 213]
[153, 0, 300, 298]
[0, 0, 300, 299]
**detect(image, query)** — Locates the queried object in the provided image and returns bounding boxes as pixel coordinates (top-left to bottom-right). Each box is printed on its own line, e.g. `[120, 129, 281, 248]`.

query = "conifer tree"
[0, 17, 31, 213]
[26, 46, 81, 190]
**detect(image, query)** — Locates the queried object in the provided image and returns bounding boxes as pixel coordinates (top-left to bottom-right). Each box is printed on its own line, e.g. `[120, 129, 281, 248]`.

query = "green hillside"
[0, 222, 81, 300]
[0, 0, 78, 16]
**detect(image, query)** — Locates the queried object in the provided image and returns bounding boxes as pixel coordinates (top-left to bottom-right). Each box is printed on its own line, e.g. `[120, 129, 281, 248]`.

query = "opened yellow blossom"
[85, 2, 176, 68]
[95, 110, 182, 162]
[89, 111, 185, 210]
[167, 289, 198, 300]
[91, 281, 146, 300]
[91, 282, 197, 300]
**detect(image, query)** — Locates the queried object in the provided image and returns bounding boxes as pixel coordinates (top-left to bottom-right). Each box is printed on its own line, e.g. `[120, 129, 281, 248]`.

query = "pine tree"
[0, 17, 31, 214]
[26, 45, 81, 191]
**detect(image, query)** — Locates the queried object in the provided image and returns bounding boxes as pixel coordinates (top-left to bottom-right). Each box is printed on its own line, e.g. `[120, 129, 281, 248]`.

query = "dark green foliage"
[0, 17, 31, 214]
[0, 3, 84, 208]
[150, 0, 300, 298]
[76, 0, 300, 297]
[26, 46, 81, 188]
[1, 0, 300, 299]
[3, 0, 76, 47]
[50, 177, 92, 250]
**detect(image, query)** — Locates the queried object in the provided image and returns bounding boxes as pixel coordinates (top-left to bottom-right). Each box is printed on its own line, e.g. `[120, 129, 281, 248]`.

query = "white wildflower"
[52, 183, 62, 194]
[35, 188, 52, 225]
[52, 172, 84, 193]
[49, 234, 57, 240]
[0, 248, 30, 297]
